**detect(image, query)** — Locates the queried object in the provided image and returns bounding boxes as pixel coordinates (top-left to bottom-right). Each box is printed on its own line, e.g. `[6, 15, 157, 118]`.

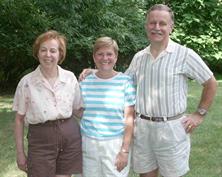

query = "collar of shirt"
[146, 39, 175, 58]
[30, 65, 67, 86]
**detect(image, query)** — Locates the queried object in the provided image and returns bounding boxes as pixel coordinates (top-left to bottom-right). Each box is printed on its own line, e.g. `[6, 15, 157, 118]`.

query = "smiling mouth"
[43, 60, 52, 63]
[150, 30, 162, 35]
[151, 32, 162, 36]
[101, 62, 110, 64]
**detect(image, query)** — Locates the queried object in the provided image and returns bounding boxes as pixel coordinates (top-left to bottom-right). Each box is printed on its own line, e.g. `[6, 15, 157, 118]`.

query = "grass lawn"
[0, 81, 221, 177]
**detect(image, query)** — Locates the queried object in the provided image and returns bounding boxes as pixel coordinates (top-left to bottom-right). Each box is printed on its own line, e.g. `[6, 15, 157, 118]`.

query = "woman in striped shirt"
[80, 37, 136, 177]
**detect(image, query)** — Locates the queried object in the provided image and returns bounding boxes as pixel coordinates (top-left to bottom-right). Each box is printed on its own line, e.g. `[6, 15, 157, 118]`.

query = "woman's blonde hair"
[93, 36, 119, 56]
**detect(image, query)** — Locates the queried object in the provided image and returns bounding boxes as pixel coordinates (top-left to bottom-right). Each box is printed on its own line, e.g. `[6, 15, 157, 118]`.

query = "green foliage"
[144, 0, 222, 72]
[0, 0, 147, 89]
[0, 0, 222, 89]
[0, 0, 50, 87]
[170, 0, 222, 72]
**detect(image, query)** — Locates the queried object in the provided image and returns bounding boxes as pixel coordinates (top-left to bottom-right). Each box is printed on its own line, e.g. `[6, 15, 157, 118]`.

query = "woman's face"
[93, 46, 117, 72]
[37, 39, 60, 71]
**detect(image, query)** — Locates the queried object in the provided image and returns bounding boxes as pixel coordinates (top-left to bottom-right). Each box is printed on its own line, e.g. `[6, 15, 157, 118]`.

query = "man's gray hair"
[147, 4, 174, 24]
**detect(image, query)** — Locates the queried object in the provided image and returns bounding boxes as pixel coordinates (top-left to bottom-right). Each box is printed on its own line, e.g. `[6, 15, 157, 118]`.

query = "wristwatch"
[197, 108, 208, 116]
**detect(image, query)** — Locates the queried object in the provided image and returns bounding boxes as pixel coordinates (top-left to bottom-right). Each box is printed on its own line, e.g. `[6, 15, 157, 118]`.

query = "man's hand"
[182, 113, 204, 133]
[78, 68, 95, 81]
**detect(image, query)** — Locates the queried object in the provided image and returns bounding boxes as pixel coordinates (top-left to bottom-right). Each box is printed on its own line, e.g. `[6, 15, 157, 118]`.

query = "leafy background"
[0, 0, 221, 90]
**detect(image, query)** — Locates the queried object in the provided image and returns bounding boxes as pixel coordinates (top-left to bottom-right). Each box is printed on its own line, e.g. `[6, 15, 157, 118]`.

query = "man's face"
[145, 10, 173, 44]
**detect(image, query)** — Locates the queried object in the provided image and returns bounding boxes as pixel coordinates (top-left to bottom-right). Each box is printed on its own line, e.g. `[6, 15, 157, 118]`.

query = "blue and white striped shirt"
[80, 72, 136, 139]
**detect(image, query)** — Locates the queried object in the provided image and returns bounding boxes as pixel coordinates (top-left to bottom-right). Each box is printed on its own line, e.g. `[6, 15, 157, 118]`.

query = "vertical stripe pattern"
[125, 40, 213, 117]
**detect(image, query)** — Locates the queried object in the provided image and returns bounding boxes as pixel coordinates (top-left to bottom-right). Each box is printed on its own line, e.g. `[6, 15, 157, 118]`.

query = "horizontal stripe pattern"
[80, 72, 136, 139]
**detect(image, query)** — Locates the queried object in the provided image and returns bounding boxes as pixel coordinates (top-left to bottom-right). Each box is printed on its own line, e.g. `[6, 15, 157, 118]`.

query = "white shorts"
[82, 135, 131, 177]
[132, 115, 190, 177]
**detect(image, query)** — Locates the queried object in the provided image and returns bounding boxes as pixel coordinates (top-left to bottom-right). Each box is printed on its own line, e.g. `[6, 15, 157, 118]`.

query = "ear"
[36, 53, 40, 60]
[93, 54, 96, 62]
[170, 23, 174, 33]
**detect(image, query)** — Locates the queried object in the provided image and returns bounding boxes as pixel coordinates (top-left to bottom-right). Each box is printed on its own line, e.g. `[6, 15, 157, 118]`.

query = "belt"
[29, 118, 69, 126]
[137, 112, 184, 122]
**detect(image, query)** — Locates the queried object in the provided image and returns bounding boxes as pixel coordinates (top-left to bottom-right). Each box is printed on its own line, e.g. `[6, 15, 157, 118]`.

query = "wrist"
[196, 108, 208, 117]
[120, 148, 129, 154]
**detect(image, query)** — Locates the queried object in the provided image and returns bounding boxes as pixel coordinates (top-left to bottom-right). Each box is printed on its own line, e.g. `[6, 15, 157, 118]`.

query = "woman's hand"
[15, 113, 27, 172]
[16, 152, 27, 172]
[115, 151, 129, 172]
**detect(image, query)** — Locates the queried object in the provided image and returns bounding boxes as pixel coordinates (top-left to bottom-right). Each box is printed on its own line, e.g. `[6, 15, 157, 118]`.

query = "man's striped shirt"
[125, 40, 213, 117]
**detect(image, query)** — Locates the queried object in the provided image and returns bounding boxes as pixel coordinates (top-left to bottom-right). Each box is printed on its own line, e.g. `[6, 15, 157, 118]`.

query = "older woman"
[13, 30, 82, 177]
[80, 37, 136, 177]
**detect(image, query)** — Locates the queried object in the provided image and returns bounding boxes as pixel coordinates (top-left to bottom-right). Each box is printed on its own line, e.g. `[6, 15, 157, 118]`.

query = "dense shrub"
[0, 0, 221, 90]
